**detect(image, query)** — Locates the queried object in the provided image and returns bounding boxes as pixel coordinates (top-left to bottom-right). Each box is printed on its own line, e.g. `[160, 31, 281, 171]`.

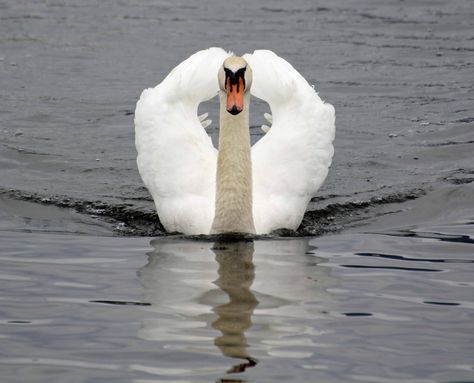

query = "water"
[1, 0, 473, 230]
[1, 0, 474, 381]
[1, 185, 473, 382]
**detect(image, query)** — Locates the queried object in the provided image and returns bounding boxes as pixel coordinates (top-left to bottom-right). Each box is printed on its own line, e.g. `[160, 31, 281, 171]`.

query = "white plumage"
[135, 47, 335, 235]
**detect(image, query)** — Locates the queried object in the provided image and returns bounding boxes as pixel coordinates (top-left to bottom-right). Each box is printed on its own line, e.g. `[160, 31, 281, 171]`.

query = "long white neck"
[211, 91, 256, 234]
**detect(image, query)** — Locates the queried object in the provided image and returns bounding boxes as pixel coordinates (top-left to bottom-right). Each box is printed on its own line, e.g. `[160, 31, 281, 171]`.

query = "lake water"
[1, 184, 473, 383]
[1, 0, 474, 382]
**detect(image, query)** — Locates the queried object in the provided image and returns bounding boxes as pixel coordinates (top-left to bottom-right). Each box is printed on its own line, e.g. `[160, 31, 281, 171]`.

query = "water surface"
[1, 185, 473, 382]
[1, 0, 473, 234]
[1, 1, 474, 381]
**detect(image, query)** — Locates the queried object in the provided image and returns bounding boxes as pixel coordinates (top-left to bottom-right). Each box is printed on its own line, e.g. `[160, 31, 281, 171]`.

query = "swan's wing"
[243, 50, 335, 233]
[135, 47, 232, 234]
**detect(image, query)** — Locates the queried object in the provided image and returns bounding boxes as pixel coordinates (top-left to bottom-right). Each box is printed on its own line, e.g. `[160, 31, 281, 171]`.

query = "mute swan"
[135, 48, 335, 235]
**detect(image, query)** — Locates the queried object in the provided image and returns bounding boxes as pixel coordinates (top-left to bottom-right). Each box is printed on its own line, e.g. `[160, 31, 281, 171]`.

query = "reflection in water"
[211, 241, 258, 374]
[137, 237, 331, 381]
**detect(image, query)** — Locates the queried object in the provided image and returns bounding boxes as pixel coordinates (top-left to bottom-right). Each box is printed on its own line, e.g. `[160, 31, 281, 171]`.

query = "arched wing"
[135, 48, 232, 234]
[243, 50, 335, 233]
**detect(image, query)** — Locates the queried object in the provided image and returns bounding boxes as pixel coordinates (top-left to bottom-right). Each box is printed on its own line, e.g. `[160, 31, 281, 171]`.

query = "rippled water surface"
[2, 188, 473, 382]
[1, 0, 473, 229]
[1, 0, 474, 381]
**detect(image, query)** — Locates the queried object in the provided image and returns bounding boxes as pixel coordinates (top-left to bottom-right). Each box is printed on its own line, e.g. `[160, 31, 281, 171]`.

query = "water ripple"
[356, 252, 474, 264]
[340, 264, 442, 272]
[381, 230, 474, 245]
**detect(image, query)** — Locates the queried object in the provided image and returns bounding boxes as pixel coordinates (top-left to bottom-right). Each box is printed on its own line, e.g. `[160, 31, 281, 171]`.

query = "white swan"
[135, 48, 335, 235]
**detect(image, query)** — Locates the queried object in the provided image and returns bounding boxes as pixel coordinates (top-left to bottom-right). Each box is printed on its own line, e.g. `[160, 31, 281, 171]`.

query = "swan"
[135, 48, 335, 235]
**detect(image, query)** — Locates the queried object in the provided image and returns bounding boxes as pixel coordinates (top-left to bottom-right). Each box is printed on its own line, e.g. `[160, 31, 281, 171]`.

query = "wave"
[0, 187, 426, 237]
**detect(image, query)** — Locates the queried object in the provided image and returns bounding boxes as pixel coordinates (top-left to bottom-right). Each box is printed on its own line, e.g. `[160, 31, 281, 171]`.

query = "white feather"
[135, 47, 232, 234]
[244, 50, 335, 233]
[198, 112, 208, 122]
[201, 119, 212, 130]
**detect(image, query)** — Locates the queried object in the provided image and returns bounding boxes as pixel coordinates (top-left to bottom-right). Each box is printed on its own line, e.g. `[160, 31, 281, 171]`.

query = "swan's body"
[135, 48, 335, 235]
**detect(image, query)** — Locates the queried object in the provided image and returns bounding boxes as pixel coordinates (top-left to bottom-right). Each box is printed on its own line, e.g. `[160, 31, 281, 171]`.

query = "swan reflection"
[137, 237, 332, 380]
[211, 241, 258, 374]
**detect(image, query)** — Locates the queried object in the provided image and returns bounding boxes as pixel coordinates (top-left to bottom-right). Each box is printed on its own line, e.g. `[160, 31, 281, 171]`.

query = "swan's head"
[218, 56, 252, 115]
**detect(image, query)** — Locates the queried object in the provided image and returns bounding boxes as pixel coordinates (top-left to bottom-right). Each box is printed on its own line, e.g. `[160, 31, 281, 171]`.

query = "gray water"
[1, 0, 474, 382]
[1, 184, 474, 382]
[1, 0, 473, 225]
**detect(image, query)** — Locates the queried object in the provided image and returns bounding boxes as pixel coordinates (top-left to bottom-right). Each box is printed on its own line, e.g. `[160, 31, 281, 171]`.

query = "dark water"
[1, 0, 473, 232]
[1, 185, 474, 382]
[1, 1, 474, 382]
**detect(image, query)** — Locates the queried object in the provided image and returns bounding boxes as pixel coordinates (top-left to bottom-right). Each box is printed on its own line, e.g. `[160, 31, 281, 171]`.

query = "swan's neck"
[211, 92, 256, 234]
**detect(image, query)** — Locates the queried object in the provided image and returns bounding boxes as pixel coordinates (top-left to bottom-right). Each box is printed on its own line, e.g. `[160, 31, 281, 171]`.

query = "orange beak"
[226, 77, 244, 115]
